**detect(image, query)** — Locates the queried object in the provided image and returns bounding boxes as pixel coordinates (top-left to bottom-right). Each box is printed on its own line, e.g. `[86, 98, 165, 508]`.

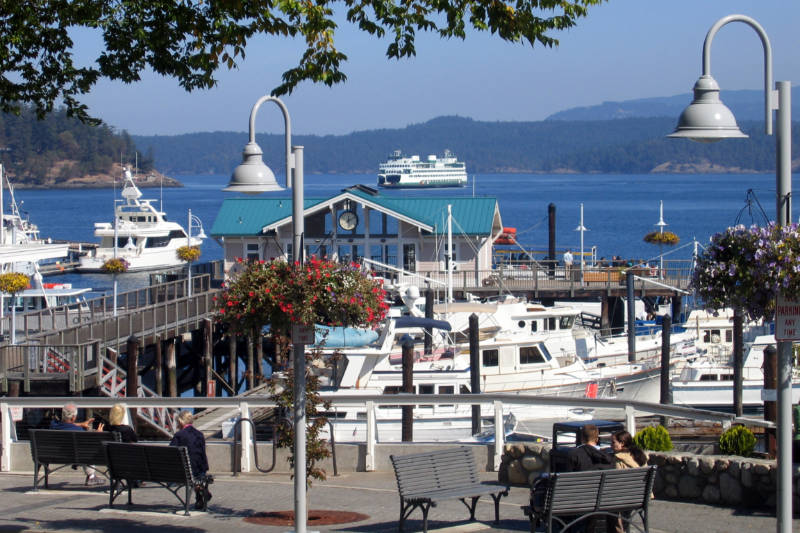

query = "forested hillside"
[134, 116, 799, 176]
[0, 106, 153, 186]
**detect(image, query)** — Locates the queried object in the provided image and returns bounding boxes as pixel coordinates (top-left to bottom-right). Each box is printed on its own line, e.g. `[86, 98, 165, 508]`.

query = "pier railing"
[0, 275, 213, 344]
[0, 394, 773, 473]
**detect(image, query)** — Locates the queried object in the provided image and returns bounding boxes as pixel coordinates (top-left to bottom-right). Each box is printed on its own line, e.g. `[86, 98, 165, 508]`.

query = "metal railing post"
[493, 400, 503, 471]
[366, 400, 376, 471]
[1, 401, 11, 471]
[239, 401, 252, 473]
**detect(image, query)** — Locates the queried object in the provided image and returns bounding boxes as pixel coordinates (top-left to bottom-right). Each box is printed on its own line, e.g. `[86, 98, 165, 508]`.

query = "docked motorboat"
[77, 167, 204, 272]
[672, 333, 800, 413]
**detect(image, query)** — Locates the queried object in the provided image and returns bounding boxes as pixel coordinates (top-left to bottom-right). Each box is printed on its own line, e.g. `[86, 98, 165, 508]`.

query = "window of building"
[403, 243, 416, 271]
[246, 243, 259, 261]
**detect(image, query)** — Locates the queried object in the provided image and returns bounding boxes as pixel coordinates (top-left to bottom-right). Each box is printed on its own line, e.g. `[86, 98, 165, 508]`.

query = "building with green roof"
[211, 185, 503, 279]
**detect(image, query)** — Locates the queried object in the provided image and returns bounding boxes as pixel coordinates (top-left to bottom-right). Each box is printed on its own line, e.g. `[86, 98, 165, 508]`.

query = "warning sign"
[775, 295, 800, 341]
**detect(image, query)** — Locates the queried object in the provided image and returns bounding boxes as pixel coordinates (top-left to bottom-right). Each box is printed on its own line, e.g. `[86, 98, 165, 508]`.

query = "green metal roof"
[212, 189, 499, 237]
[211, 197, 327, 236]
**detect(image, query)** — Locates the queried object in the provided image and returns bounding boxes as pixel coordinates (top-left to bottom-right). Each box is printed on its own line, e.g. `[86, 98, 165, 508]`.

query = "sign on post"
[292, 324, 315, 345]
[775, 295, 800, 341]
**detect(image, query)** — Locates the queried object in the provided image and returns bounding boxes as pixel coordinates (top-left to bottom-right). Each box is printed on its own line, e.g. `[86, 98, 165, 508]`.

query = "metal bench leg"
[458, 497, 481, 521]
[420, 503, 431, 533]
[43, 464, 50, 489]
[490, 492, 505, 523]
[184, 484, 191, 516]
[32, 462, 41, 491]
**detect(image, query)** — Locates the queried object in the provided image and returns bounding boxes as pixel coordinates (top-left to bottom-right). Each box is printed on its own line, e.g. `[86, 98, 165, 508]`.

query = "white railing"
[0, 394, 773, 473]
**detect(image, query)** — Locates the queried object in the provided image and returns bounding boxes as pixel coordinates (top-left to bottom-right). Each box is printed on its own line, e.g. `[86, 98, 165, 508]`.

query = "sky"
[75, 0, 800, 136]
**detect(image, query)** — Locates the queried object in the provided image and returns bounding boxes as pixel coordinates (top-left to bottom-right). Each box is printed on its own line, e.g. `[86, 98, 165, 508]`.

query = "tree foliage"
[0, 0, 605, 124]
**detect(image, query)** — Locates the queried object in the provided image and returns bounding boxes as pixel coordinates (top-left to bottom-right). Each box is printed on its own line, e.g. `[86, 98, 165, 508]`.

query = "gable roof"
[211, 188, 501, 237]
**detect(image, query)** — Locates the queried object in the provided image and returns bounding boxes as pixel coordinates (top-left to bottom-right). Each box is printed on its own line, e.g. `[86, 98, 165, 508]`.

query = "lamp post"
[655, 200, 667, 278]
[668, 15, 792, 533]
[186, 209, 206, 297]
[574, 203, 588, 283]
[224, 96, 308, 532]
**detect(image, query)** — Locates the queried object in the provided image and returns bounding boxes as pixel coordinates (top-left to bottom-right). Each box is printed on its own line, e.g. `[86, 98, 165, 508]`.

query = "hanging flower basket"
[177, 245, 202, 263]
[0, 272, 30, 294]
[102, 257, 129, 274]
[643, 231, 679, 246]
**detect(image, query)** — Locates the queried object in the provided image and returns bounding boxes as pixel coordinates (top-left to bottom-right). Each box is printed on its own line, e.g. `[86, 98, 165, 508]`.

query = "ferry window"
[520, 346, 546, 365]
[483, 349, 499, 367]
[246, 243, 259, 261]
[531, 320, 538, 332]
[560, 316, 574, 329]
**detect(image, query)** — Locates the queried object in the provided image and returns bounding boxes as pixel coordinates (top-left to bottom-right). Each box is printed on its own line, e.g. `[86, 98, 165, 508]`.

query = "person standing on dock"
[563, 249, 574, 276]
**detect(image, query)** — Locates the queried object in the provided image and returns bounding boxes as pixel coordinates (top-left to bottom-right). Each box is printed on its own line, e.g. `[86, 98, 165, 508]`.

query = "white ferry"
[377, 149, 468, 188]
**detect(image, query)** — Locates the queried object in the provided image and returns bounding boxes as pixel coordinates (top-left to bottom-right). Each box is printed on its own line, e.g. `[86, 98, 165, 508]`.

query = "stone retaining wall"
[499, 442, 800, 510]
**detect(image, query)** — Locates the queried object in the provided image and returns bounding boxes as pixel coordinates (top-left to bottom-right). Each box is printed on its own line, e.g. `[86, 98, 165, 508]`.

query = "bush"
[634, 425, 673, 451]
[719, 425, 757, 457]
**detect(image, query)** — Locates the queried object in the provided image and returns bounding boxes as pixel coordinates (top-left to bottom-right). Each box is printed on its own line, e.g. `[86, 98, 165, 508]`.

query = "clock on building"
[338, 210, 358, 231]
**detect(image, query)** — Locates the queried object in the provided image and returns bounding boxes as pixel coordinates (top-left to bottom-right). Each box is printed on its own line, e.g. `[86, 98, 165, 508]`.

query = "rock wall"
[499, 442, 800, 511]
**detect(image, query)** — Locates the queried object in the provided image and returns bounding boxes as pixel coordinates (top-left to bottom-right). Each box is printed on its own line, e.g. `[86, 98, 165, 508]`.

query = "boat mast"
[447, 204, 453, 303]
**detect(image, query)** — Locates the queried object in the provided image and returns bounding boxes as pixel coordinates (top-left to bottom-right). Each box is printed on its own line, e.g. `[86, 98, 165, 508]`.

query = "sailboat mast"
[447, 204, 453, 303]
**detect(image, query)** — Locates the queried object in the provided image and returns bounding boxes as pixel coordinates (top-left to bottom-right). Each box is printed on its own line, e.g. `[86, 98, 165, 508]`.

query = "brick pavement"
[0, 471, 794, 532]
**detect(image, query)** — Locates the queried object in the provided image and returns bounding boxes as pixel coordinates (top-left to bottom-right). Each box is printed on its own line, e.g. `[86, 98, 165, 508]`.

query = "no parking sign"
[775, 295, 800, 341]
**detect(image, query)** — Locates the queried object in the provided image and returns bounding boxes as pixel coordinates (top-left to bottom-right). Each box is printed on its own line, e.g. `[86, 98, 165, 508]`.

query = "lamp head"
[668, 75, 748, 143]
[224, 141, 284, 194]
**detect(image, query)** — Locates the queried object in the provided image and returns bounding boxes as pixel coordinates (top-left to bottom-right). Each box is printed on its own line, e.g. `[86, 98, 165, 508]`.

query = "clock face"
[338, 210, 358, 231]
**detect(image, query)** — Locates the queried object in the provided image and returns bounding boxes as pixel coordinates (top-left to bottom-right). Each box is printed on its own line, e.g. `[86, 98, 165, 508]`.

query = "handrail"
[0, 394, 772, 473]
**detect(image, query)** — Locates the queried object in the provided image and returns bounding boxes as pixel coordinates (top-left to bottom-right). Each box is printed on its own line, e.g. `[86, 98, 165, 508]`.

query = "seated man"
[170, 410, 212, 510]
[50, 403, 104, 485]
[567, 424, 613, 472]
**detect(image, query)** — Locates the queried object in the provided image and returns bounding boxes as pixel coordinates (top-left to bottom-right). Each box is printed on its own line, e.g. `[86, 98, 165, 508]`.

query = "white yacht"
[313, 299, 672, 442]
[77, 168, 204, 272]
[377, 149, 468, 188]
[672, 333, 800, 412]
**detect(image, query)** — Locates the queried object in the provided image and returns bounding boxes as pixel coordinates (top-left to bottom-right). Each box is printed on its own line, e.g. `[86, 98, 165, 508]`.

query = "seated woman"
[607, 430, 648, 533]
[106, 403, 138, 443]
[170, 410, 211, 510]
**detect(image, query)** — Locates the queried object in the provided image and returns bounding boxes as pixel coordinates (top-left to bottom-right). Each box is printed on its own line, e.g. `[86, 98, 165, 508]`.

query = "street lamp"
[186, 209, 206, 297]
[573, 203, 588, 283]
[224, 95, 308, 532]
[668, 15, 792, 533]
[654, 200, 667, 278]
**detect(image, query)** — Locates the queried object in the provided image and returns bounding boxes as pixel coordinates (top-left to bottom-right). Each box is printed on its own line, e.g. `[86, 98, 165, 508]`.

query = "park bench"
[523, 465, 657, 533]
[29, 429, 121, 490]
[390, 446, 509, 532]
[104, 442, 212, 515]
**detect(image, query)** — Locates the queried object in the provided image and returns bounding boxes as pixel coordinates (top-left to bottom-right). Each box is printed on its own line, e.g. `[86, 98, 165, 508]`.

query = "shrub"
[633, 425, 673, 451]
[102, 257, 129, 274]
[719, 425, 757, 457]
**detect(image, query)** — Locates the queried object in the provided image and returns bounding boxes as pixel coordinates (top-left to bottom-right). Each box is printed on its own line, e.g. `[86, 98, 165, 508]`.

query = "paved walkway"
[0, 470, 794, 532]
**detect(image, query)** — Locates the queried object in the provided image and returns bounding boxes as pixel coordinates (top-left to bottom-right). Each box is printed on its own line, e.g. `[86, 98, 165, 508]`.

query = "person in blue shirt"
[170, 410, 211, 510]
[49, 403, 104, 485]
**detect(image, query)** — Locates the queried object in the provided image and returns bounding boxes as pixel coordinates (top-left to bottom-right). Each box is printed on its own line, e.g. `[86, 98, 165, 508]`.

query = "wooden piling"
[204, 319, 213, 396]
[228, 335, 237, 395]
[764, 344, 778, 458]
[126, 336, 139, 398]
[166, 339, 177, 398]
[401, 337, 414, 442]
[154, 335, 163, 397]
[733, 310, 744, 417]
[246, 333, 254, 390]
[469, 313, 481, 435]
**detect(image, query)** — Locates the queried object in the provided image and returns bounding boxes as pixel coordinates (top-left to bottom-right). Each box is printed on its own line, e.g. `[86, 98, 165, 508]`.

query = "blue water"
[12, 172, 800, 291]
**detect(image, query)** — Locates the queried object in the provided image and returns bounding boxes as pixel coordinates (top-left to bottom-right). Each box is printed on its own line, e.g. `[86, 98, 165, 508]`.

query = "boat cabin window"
[699, 374, 718, 381]
[482, 349, 499, 367]
[518, 320, 526, 329]
[703, 329, 723, 343]
[721, 374, 733, 381]
[559, 316, 574, 329]
[460, 385, 471, 394]
[548, 317, 557, 330]
[531, 320, 538, 332]
[439, 385, 454, 394]
[520, 345, 548, 365]
[726, 331, 733, 342]
[116, 237, 137, 248]
[419, 384, 434, 394]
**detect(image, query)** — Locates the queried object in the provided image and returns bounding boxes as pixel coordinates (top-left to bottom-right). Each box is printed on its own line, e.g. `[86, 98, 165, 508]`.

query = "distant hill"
[134, 114, 799, 176]
[545, 88, 800, 122]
